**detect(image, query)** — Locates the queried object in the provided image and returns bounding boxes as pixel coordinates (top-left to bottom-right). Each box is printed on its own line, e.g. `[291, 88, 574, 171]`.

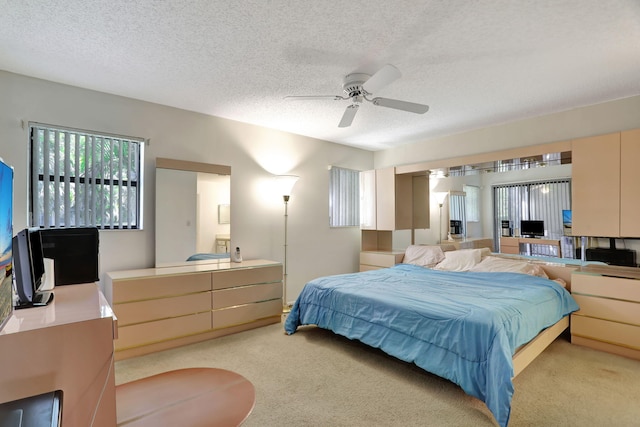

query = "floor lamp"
[274, 175, 299, 312]
[434, 192, 448, 243]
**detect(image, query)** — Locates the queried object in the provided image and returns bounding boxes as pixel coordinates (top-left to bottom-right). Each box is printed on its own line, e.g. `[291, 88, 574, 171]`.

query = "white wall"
[196, 173, 230, 253]
[376, 94, 640, 257]
[0, 71, 374, 302]
[375, 95, 640, 169]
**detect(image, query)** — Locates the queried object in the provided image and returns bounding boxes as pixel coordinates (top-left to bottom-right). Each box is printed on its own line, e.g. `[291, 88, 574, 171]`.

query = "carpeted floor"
[115, 323, 640, 426]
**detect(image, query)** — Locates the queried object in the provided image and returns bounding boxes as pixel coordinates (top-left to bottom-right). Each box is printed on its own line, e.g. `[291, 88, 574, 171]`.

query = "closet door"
[375, 167, 396, 231]
[572, 133, 620, 237]
[620, 129, 640, 237]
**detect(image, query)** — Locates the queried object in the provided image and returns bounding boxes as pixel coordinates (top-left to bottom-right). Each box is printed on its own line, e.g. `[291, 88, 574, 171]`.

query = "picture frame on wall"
[218, 204, 230, 224]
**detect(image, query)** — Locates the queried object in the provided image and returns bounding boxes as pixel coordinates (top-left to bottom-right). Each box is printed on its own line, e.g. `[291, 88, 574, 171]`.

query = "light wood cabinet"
[360, 167, 429, 254]
[620, 128, 640, 236]
[105, 260, 283, 360]
[571, 132, 620, 237]
[499, 237, 561, 257]
[572, 129, 640, 237]
[359, 250, 405, 271]
[360, 167, 429, 232]
[570, 268, 640, 360]
[499, 237, 520, 254]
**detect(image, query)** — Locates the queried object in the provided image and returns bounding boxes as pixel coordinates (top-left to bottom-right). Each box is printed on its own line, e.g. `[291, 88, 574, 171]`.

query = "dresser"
[105, 259, 283, 360]
[0, 284, 117, 426]
[570, 266, 640, 360]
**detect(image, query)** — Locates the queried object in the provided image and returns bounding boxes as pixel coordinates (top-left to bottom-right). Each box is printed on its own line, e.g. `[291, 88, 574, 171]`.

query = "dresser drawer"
[212, 282, 281, 309]
[212, 265, 282, 290]
[113, 272, 211, 303]
[212, 299, 282, 329]
[571, 315, 640, 350]
[115, 312, 211, 350]
[360, 252, 404, 267]
[114, 292, 212, 326]
[572, 294, 640, 326]
[572, 273, 640, 302]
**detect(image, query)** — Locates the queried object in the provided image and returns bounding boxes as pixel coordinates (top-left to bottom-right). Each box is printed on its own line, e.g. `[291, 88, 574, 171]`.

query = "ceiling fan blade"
[372, 97, 429, 114]
[338, 104, 359, 128]
[284, 95, 343, 101]
[362, 64, 402, 93]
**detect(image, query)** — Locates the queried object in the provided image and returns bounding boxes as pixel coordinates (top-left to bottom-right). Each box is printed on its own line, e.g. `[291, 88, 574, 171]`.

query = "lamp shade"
[434, 191, 448, 205]
[274, 175, 299, 197]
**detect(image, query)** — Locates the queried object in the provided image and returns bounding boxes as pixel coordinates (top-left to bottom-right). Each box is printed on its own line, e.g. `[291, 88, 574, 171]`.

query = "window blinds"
[30, 124, 144, 229]
[329, 166, 360, 227]
[493, 179, 571, 256]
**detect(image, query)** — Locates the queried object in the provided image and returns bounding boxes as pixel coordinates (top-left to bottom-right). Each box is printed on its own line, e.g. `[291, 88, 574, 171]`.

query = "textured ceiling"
[1, 1, 640, 151]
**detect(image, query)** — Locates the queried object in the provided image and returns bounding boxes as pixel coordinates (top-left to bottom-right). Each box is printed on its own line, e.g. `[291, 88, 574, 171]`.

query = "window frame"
[329, 166, 360, 228]
[28, 122, 145, 230]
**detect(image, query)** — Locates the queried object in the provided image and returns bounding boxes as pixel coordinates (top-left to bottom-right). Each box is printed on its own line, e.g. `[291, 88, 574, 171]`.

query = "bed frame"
[511, 262, 577, 377]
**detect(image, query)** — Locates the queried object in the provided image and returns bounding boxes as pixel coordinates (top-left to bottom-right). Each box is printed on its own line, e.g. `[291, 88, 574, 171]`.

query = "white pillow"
[433, 249, 483, 272]
[469, 256, 549, 278]
[403, 245, 445, 268]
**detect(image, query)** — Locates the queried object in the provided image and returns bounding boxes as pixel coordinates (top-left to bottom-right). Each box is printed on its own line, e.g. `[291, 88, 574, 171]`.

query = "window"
[329, 166, 359, 227]
[493, 179, 571, 256]
[29, 123, 144, 230]
[449, 191, 467, 237]
[464, 185, 480, 222]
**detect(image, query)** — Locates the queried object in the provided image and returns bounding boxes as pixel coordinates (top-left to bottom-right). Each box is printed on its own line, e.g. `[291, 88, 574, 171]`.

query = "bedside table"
[570, 266, 640, 360]
[359, 251, 405, 271]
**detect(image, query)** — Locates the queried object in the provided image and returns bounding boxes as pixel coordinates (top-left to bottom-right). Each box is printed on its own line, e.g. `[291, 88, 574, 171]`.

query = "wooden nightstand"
[570, 266, 640, 360]
[359, 251, 405, 271]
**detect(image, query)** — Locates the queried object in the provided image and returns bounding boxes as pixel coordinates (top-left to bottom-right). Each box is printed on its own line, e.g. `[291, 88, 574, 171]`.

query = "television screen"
[520, 220, 545, 237]
[0, 157, 13, 329]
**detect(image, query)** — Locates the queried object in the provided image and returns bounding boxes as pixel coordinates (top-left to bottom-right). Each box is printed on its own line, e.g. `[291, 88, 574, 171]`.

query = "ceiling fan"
[284, 64, 429, 128]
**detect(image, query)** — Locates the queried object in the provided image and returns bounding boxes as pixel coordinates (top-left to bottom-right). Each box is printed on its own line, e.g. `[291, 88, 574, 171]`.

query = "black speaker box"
[579, 248, 637, 267]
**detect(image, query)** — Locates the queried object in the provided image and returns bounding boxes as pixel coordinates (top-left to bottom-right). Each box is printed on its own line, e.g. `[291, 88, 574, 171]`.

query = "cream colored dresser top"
[105, 259, 283, 360]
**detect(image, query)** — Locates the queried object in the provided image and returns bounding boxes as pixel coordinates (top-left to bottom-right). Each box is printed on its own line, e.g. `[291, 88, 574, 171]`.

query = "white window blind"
[464, 185, 480, 222]
[329, 166, 360, 227]
[449, 191, 467, 236]
[29, 123, 144, 229]
[493, 179, 571, 256]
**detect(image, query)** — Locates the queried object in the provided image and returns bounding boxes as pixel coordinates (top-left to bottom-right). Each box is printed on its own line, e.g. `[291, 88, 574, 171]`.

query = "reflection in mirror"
[431, 151, 571, 244]
[155, 158, 231, 267]
[448, 191, 466, 240]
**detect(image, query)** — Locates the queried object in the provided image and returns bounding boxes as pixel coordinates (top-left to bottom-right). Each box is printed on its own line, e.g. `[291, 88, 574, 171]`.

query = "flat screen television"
[38, 227, 99, 286]
[0, 157, 13, 328]
[12, 228, 53, 307]
[520, 220, 545, 238]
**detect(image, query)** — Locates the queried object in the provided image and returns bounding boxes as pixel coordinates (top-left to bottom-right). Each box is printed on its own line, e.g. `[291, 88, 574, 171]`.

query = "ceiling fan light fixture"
[285, 63, 429, 127]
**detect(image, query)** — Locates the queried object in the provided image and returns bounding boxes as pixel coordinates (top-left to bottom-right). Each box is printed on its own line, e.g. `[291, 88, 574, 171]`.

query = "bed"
[284, 247, 580, 427]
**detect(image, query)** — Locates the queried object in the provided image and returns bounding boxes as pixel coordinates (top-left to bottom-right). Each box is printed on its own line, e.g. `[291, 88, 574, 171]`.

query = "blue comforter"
[284, 264, 579, 427]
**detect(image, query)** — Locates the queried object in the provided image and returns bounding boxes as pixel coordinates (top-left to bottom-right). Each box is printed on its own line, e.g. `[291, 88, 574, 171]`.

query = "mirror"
[431, 151, 571, 244]
[155, 158, 231, 267]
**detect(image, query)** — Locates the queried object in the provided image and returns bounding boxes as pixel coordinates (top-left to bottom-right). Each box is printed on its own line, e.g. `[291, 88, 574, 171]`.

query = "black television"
[37, 227, 99, 286]
[12, 228, 53, 307]
[520, 220, 545, 238]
